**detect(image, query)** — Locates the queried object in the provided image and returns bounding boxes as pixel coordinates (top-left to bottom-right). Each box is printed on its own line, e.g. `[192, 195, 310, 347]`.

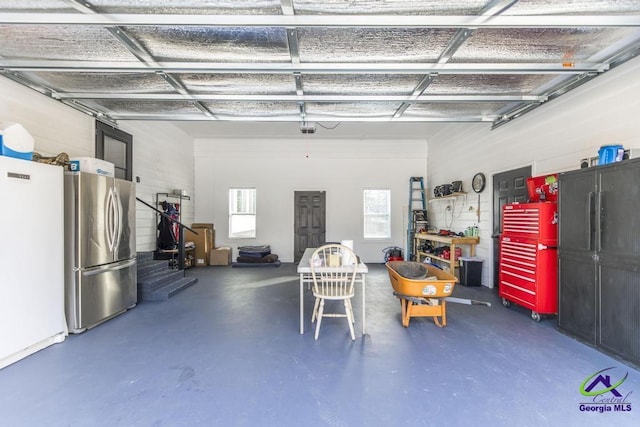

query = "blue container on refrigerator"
[0, 122, 34, 160]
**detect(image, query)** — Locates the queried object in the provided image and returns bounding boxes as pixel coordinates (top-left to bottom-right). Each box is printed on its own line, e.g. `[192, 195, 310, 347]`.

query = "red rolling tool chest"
[499, 198, 558, 321]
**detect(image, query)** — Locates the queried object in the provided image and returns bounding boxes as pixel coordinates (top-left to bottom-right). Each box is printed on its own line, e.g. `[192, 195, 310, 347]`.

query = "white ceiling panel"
[451, 27, 640, 63]
[89, 0, 283, 15]
[180, 73, 296, 95]
[0, 24, 138, 61]
[297, 28, 457, 63]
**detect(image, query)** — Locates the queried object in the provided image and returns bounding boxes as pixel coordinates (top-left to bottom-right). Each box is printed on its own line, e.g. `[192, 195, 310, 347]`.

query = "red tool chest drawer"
[502, 202, 558, 246]
[498, 235, 558, 317]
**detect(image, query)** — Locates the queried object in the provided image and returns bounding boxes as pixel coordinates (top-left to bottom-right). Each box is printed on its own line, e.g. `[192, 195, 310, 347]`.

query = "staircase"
[136, 252, 198, 301]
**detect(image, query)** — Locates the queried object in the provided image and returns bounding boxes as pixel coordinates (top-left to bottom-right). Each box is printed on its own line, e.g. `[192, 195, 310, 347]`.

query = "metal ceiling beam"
[51, 93, 544, 103]
[392, 74, 439, 118]
[65, 1, 158, 64]
[280, 0, 295, 16]
[2, 13, 640, 28]
[392, 1, 519, 120]
[491, 72, 600, 130]
[0, 61, 608, 74]
[64, 0, 98, 14]
[0, 69, 52, 96]
[61, 0, 217, 120]
[105, 114, 497, 123]
[286, 28, 306, 122]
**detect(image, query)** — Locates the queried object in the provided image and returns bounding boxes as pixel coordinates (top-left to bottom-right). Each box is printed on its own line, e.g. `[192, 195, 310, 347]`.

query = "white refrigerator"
[0, 155, 67, 370]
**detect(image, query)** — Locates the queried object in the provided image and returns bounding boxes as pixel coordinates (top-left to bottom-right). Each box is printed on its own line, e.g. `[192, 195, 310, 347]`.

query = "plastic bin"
[598, 145, 624, 165]
[459, 257, 483, 287]
[0, 122, 34, 160]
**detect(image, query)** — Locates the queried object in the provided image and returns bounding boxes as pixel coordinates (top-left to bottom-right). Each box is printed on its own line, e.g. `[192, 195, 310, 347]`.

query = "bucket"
[598, 145, 624, 165]
[0, 122, 34, 160]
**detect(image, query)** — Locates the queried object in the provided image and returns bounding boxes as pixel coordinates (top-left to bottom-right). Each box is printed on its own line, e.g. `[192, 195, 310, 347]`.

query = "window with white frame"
[363, 189, 391, 239]
[229, 188, 256, 238]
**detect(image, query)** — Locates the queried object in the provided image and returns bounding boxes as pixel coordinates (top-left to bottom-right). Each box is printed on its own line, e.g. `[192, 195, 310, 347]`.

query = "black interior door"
[492, 166, 531, 288]
[294, 191, 326, 262]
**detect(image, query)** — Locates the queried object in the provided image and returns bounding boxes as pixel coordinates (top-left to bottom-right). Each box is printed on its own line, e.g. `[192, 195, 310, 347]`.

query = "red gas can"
[442, 247, 462, 260]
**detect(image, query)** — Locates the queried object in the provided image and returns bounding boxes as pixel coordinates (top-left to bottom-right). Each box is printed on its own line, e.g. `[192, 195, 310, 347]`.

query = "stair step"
[136, 251, 196, 302]
[136, 251, 155, 263]
[141, 277, 199, 301]
[138, 269, 184, 289]
[137, 260, 171, 279]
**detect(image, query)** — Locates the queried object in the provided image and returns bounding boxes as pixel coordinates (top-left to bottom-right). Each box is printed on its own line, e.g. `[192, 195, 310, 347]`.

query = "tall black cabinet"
[558, 157, 640, 367]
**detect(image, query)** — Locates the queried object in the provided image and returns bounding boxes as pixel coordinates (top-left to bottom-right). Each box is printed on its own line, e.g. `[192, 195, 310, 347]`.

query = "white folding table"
[297, 248, 369, 335]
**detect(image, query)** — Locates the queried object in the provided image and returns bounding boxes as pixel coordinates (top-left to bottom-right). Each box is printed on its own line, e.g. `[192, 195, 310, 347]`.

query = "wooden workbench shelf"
[414, 233, 479, 273]
[428, 192, 467, 202]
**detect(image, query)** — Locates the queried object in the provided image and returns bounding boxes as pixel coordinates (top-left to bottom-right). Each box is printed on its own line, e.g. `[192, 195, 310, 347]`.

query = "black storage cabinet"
[558, 157, 640, 368]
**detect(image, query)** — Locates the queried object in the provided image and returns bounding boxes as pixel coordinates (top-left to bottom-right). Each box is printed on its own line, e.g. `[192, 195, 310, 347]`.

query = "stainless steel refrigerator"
[64, 171, 136, 333]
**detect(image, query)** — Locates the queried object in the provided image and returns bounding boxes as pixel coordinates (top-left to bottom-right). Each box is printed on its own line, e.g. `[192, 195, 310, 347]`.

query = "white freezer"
[0, 156, 67, 369]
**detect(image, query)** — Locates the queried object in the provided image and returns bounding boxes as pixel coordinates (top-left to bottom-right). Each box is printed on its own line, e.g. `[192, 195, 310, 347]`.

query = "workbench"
[414, 233, 479, 273]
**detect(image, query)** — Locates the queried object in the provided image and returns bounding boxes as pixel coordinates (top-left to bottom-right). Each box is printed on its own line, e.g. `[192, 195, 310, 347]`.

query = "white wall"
[119, 121, 195, 251]
[426, 54, 640, 288]
[0, 77, 195, 252]
[0, 78, 94, 157]
[194, 139, 428, 263]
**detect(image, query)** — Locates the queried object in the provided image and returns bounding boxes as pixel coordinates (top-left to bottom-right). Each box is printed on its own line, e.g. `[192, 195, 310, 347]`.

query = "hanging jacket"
[157, 215, 176, 250]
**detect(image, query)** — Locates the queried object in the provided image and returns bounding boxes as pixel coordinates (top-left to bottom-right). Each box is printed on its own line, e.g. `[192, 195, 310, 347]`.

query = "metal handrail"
[136, 197, 198, 270]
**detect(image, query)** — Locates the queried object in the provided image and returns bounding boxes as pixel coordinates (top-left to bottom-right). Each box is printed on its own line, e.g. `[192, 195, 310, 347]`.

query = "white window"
[229, 188, 256, 238]
[363, 189, 391, 239]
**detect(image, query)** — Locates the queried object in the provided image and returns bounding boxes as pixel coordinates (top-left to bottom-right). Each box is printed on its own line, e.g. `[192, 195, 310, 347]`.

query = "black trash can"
[459, 257, 483, 287]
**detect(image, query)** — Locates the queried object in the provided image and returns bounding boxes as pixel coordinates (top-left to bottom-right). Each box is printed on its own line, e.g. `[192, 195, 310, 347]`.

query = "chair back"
[310, 244, 358, 298]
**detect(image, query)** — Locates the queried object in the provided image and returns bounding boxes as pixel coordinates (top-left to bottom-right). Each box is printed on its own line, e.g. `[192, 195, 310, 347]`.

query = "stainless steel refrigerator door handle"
[112, 187, 122, 253]
[105, 188, 115, 253]
[81, 258, 136, 276]
[105, 189, 111, 252]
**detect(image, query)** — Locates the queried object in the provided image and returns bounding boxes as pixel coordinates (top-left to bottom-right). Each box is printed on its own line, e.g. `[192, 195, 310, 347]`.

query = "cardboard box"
[185, 227, 214, 266]
[210, 247, 232, 266]
[69, 157, 115, 177]
[191, 223, 214, 230]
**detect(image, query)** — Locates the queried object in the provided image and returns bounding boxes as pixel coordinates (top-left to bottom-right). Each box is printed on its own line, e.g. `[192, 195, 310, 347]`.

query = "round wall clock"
[472, 172, 486, 193]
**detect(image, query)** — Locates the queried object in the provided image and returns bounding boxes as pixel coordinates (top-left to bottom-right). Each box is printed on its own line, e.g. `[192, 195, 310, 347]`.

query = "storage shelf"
[428, 192, 467, 202]
[414, 234, 479, 274]
[417, 251, 460, 267]
[156, 192, 190, 201]
[156, 191, 190, 270]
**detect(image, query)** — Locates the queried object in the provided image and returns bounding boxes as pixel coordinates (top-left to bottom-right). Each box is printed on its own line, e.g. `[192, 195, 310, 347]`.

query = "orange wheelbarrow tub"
[386, 261, 458, 328]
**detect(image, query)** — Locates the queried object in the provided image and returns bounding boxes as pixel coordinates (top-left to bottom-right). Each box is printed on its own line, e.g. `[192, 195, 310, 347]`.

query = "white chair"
[309, 244, 359, 340]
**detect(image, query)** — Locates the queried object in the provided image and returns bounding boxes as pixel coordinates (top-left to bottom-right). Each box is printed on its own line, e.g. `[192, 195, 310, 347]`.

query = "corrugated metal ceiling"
[1, 0, 640, 130]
